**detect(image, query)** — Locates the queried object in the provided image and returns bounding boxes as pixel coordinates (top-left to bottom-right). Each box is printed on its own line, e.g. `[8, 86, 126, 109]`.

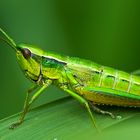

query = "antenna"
[0, 28, 17, 51]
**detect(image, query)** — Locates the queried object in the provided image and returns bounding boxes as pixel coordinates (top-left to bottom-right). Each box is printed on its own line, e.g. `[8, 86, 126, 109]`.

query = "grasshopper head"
[16, 44, 43, 82]
[0, 28, 44, 83]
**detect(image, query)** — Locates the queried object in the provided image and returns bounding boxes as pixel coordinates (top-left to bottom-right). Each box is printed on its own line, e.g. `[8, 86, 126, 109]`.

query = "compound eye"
[21, 48, 31, 59]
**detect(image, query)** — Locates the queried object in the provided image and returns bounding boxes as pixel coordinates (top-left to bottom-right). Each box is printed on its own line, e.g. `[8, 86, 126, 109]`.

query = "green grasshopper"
[1, 28, 140, 131]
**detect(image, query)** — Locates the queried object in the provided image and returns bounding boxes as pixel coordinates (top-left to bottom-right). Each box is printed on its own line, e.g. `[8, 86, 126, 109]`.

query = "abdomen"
[69, 64, 140, 107]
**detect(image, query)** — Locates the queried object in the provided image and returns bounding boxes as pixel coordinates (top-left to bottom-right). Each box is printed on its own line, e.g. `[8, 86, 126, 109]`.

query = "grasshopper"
[0, 28, 140, 131]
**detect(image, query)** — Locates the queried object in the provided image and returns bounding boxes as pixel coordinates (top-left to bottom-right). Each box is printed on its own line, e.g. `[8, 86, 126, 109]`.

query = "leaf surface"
[0, 97, 140, 140]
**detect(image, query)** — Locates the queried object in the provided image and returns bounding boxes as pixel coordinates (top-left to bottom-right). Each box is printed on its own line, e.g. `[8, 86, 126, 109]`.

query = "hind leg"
[89, 102, 116, 119]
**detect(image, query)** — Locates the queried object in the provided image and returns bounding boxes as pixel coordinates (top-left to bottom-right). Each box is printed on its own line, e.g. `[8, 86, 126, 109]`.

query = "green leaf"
[0, 97, 140, 140]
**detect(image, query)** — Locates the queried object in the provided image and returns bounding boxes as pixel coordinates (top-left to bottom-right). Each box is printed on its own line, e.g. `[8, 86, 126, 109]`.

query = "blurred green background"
[0, 0, 140, 121]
